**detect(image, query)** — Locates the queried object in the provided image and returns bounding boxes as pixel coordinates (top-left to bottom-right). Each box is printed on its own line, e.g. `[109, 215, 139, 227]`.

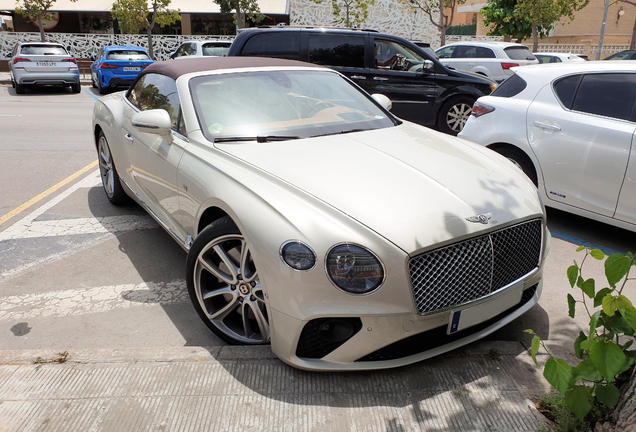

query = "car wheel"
[491, 146, 538, 186]
[91, 76, 97, 88]
[97, 131, 129, 205]
[15, 83, 25, 94]
[71, 83, 81, 93]
[186, 216, 270, 345]
[437, 96, 475, 136]
[98, 79, 107, 95]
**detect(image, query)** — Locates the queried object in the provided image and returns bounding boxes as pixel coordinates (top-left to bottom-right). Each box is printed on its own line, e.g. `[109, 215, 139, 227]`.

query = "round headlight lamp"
[280, 241, 316, 271]
[326, 243, 385, 294]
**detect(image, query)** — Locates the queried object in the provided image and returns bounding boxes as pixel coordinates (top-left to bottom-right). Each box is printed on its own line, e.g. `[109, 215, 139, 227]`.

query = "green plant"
[537, 393, 589, 432]
[526, 247, 636, 420]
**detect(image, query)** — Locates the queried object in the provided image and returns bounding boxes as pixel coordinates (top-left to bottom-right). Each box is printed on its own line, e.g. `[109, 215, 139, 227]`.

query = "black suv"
[227, 26, 496, 134]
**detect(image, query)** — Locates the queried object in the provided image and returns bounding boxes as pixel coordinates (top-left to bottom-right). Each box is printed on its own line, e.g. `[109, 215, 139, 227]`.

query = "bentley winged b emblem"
[466, 212, 492, 224]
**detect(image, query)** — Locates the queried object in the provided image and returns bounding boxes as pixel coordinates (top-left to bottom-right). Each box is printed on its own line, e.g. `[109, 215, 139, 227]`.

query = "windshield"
[190, 70, 396, 142]
[202, 43, 231, 56]
[21, 45, 66, 55]
[106, 50, 150, 60]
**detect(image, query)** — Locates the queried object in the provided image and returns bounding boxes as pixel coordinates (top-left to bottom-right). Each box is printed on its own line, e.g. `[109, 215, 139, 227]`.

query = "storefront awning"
[1, 0, 288, 15]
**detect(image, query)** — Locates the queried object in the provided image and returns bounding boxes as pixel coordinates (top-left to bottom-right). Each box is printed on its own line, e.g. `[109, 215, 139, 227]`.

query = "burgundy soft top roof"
[140, 57, 325, 81]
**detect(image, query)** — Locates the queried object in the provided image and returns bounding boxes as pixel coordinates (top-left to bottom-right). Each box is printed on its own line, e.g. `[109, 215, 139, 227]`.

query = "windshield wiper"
[312, 129, 368, 138]
[213, 135, 300, 143]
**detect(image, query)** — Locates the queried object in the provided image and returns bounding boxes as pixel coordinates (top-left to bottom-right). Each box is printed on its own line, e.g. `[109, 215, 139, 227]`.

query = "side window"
[373, 39, 426, 72]
[477, 47, 496, 58]
[127, 75, 145, 108]
[436, 46, 455, 58]
[308, 35, 364, 68]
[174, 44, 188, 58]
[240, 33, 300, 60]
[186, 43, 197, 56]
[551, 56, 562, 63]
[553, 74, 582, 109]
[571, 73, 636, 121]
[138, 74, 182, 131]
[452, 46, 473, 58]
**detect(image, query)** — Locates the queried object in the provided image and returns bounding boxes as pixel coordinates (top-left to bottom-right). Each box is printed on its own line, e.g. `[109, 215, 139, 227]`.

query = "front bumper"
[271, 276, 543, 371]
[14, 71, 79, 86]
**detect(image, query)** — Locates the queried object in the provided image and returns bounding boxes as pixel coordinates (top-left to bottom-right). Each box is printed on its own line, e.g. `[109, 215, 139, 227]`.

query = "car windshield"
[106, 50, 150, 60]
[504, 46, 536, 61]
[21, 45, 66, 55]
[202, 43, 230, 56]
[190, 70, 396, 141]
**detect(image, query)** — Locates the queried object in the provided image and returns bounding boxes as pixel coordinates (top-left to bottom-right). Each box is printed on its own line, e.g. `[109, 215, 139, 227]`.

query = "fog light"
[319, 319, 355, 342]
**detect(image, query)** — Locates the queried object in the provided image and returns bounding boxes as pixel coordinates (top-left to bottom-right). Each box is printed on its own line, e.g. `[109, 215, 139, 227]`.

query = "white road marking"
[0, 280, 188, 321]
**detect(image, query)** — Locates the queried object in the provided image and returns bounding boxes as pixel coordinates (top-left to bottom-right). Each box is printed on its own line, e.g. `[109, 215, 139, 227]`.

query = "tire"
[186, 216, 270, 345]
[437, 96, 475, 136]
[98, 78, 107, 95]
[91, 75, 97, 88]
[492, 146, 538, 186]
[97, 131, 129, 205]
[71, 83, 81, 93]
[15, 83, 25, 94]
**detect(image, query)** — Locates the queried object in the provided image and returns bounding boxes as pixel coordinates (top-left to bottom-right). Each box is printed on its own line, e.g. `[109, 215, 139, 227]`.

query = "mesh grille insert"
[409, 219, 542, 315]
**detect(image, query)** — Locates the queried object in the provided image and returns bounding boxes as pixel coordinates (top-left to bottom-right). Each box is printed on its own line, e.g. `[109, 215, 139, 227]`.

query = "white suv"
[436, 41, 538, 82]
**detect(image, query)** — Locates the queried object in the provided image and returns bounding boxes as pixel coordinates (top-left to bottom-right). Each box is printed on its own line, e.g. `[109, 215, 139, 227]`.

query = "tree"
[15, 0, 78, 42]
[480, 0, 589, 50]
[111, 0, 181, 59]
[213, 0, 264, 30]
[310, 0, 375, 27]
[399, 0, 466, 47]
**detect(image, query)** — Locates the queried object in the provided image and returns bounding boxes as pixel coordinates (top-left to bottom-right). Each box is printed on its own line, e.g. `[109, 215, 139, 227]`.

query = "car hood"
[215, 123, 542, 254]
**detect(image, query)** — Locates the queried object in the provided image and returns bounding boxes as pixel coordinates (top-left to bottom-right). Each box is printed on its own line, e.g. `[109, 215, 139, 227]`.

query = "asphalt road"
[1, 84, 635, 360]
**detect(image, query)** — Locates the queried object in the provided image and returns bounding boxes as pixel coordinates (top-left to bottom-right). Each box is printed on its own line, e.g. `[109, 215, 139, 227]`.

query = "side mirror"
[423, 60, 434, 71]
[132, 109, 173, 143]
[89, 54, 95, 61]
[372, 94, 392, 111]
[169, 51, 176, 59]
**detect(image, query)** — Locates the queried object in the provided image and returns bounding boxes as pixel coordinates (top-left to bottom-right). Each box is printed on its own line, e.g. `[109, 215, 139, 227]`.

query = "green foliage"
[527, 247, 636, 420]
[112, 0, 181, 34]
[15, 0, 78, 41]
[310, 0, 375, 28]
[214, 0, 264, 28]
[480, 0, 534, 41]
[538, 393, 590, 432]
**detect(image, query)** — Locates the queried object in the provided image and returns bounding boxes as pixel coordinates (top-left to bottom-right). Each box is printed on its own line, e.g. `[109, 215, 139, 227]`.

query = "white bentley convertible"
[92, 57, 549, 371]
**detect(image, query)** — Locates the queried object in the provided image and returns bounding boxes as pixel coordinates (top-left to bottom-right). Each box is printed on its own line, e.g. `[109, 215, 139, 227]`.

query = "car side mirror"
[132, 110, 173, 143]
[89, 54, 95, 61]
[372, 94, 392, 111]
[423, 60, 434, 71]
[169, 52, 176, 59]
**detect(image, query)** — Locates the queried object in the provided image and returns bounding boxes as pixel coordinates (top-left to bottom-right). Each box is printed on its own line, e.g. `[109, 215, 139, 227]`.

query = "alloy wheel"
[98, 136, 115, 198]
[193, 234, 269, 344]
[446, 102, 473, 133]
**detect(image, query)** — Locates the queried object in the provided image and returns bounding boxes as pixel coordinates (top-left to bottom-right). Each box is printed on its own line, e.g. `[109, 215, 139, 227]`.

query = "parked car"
[169, 40, 232, 59]
[227, 26, 497, 135]
[90, 46, 154, 94]
[92, 57, 548, 371]
[8, 41, 80, 94]
[604, 50, 636, 60]
[534, 52, 586, 63]
[459, 61, 636, 231]
[436, 41, 539, 82]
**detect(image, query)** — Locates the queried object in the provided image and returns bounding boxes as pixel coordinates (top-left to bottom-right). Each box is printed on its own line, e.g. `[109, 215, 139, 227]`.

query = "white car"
[436, 41, 539, 82]
[534, 52, 586, 64]
[169, 40, 232, 59]
[92, 57, 548, 371]
[459, 61, 636, 232]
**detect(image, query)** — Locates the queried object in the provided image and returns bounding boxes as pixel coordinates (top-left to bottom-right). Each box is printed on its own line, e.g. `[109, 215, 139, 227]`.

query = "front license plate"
[123, 67, 140, 71]
[447, 283, 524, 334]
[37, 62, 56, 67]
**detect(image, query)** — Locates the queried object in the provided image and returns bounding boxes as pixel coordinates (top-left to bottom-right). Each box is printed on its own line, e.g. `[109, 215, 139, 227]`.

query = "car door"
[124, 73, 188, 238]
[364, 37, 437, 123]
[526, 73, 636, 217]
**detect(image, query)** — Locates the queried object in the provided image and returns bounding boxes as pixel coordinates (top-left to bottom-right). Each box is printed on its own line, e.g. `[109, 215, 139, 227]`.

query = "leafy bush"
[527, 247, 636, 420]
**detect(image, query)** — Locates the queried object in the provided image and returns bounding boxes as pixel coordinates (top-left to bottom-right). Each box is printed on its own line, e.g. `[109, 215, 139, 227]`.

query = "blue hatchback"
[90, 46, 153, 94]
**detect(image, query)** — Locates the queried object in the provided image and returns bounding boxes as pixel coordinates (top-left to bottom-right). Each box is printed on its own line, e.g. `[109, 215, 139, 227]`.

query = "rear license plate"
[37, 62, 57, 67]
[447, 282, 524, 334]
[123, 67, 140, 72]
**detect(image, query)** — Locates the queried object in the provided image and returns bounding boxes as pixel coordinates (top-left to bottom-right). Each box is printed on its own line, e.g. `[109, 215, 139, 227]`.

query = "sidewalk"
[0, 342, 552, 432]
[0, 71, 92, 85]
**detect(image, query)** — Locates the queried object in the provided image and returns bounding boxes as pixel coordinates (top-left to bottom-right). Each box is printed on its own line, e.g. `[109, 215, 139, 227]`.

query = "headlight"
[280, 241, 316, 271]
[326, 243, 385, 294]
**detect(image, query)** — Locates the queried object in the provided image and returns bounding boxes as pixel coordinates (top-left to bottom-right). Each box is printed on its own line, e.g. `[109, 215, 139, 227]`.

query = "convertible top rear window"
[190, 70, 395, 141]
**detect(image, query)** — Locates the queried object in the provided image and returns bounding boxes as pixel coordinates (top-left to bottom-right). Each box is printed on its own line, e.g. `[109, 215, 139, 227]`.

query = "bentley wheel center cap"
[238, 283, 251, 296]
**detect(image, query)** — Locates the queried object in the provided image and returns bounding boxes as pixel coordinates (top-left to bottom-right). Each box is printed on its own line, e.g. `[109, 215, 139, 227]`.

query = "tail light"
[141, 65, 149, 68]
[471, 102, 496, 117]
[501, 62, 519, 70]
[12, 57, 31, 64]
[62, 58, 77, 64]
[101, 63, 119, 69]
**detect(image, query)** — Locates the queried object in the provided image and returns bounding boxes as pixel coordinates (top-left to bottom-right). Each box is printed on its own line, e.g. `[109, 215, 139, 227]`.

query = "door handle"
[373, 77, 389, 81]
[124, 133, 134, 143]
[534, 120, 561, 132]
[350, 75, 366, 80]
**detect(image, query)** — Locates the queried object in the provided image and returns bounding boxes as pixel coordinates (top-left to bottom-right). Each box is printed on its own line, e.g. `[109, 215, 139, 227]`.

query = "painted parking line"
[82, 88, 99, 101]
[0, 160, 98, 226]
[0, 280, 187, 321]
[549, 229, 619, 256]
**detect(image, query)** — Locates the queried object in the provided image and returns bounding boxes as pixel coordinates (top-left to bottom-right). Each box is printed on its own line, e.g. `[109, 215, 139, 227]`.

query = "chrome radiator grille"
[409, 219, 543, 315]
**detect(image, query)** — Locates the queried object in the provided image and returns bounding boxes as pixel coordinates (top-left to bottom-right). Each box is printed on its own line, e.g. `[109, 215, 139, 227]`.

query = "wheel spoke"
[240, 240, 258, 283]
[213, 244, 240, 280]
[247, 298, 270, 341]
[208, 296, 240, 321]
[241, 301, 254, 338]
[198, 255, 234, 285]
[107, 170, 114, 195]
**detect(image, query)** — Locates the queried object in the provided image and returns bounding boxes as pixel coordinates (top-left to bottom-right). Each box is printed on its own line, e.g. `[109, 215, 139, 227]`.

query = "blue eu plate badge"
[449, 310, 462, 334]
